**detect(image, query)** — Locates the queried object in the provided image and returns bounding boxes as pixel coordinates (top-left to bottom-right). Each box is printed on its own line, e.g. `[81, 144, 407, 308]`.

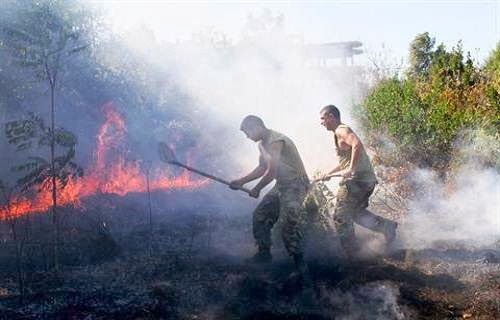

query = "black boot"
[290, 254, 312, 287]
[245, 248, 272, 264]
[294, 254, 307, 274]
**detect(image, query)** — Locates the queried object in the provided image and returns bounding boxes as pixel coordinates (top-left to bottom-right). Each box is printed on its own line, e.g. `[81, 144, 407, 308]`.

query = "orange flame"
[1, 102, 208, 220]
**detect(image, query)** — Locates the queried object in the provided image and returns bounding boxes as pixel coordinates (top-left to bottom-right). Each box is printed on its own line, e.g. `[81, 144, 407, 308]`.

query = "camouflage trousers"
[253, 179, 309, 257]
[334, 180, 394, 256]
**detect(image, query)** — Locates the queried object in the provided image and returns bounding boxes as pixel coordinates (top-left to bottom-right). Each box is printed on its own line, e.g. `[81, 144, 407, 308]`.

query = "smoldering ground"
[101, 10, 499, 319]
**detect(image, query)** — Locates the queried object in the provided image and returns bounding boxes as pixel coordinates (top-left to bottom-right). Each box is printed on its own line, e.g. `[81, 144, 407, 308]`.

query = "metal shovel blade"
[158, 141, 252, 195]
[158, 142, 178, 164]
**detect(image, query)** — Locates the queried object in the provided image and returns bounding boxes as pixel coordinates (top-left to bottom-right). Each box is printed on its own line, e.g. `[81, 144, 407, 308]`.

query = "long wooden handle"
[173, 161, 252, 194]
[312, 174, 343, 183]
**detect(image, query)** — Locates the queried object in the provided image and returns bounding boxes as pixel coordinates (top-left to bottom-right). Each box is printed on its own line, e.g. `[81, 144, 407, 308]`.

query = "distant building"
[303, 41, 363, 67]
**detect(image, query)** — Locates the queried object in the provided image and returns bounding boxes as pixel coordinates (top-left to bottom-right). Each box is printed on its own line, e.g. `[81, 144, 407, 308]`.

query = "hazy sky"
[93, 0, 499, 65]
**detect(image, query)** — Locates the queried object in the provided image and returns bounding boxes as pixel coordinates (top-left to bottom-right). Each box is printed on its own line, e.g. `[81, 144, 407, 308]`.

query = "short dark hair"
[321, 104, 341, 121]
[241, 115, 265, 130]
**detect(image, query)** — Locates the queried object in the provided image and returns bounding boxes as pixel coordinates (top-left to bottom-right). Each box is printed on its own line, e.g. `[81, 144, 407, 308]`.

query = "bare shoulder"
[335, 125, 352, 136]
[270, 139, 284, 146]
[269, 140, 284, 153]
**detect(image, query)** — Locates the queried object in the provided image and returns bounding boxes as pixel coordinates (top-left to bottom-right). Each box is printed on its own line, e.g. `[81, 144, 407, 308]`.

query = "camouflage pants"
[253, 180, 308, 257]
[334, 180, 394, 256]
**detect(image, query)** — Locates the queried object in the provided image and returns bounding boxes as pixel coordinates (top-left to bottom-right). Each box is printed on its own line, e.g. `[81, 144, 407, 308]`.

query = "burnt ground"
[0, 192, 499, 319]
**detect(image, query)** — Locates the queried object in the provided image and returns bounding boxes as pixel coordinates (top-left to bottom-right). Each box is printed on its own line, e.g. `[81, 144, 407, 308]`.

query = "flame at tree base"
[1, 102, 208, 220]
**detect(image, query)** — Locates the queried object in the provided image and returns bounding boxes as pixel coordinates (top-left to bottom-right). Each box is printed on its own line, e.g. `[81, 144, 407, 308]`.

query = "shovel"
[311, 173, 343, 184]
[158, 142, 251, 195]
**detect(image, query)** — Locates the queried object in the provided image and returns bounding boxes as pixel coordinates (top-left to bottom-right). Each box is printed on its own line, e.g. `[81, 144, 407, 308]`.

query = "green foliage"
[0, 1, 90, 197]
[361, 78, 442, 167]
[5, 114, 83, 192]
[485, 43, 500, 82]
[408, 32, 435, 78]
[0, 0, 95, 82]
[484, 43, 500, 119]
[4, 112, 43, 150]
[361, 35, 499, 170]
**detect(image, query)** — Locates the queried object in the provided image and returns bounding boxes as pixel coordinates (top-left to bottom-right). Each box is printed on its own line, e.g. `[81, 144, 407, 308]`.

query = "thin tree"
[1, 1, 94, 271]
[145, 161, 154, 257]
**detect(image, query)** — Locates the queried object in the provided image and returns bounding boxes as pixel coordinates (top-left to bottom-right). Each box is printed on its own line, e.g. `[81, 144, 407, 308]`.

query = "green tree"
[484, 43, 500, 123]
[408, 32, 435, 78]
[1, 0, 95, 270]
[5, 113, 83, 191]
[361, 34, 498, 171]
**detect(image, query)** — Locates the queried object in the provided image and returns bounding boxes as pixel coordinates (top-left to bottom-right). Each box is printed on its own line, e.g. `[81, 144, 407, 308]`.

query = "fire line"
[0, 102, 208, 219]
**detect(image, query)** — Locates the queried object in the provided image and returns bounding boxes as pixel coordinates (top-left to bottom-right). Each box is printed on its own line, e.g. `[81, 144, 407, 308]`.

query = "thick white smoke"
[401, 130, 500, 250]
[117, 10, 362, 180]
[104, 6, 500, 252]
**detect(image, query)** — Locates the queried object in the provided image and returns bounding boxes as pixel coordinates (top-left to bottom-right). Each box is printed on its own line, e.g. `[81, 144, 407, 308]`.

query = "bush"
[359, 34, 499, 171]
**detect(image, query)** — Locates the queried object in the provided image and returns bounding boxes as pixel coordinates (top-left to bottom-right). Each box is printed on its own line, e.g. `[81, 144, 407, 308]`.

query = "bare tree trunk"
[2, 187, 26, 301]
[11, 219, 25, 302]
[49, 78, 59, 272]
[146, 166, 153, 257]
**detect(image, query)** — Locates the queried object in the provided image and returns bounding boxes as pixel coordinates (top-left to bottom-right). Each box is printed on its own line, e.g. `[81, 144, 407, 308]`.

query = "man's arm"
[229, 144, 268, 189]
[233, 156, 267, 186]
[249, 141, 283, 198]
[313, 163, 343, 182]
[326, 164, 343, 175]
[336, 126, 363, 178]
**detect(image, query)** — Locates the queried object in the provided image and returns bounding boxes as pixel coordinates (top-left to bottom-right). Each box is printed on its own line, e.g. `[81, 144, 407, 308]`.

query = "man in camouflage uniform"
[230, 115, 310, 275]
[315, 105, 398, 259]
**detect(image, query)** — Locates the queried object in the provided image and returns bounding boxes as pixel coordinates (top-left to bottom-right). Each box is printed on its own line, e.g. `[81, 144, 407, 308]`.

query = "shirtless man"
[230, 115, 310, 276]
[315, 105, 397, 259]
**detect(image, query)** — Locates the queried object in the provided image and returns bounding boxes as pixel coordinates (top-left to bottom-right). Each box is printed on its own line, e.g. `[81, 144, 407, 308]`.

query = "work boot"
[384, 221, 398, 244]
[245, 249, 272, 264]
[294, 254, 307, 274]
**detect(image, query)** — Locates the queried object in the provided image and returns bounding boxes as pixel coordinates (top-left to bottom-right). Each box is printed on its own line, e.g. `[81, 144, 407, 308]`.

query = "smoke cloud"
[109, 7, 500, 253]
[116, 10, 363, 179]
[401, 130, 500, 250]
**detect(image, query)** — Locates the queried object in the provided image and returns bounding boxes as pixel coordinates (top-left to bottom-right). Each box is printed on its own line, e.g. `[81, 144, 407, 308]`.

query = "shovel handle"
[173, 162, 252, 194]
[312, 174, 343, 183]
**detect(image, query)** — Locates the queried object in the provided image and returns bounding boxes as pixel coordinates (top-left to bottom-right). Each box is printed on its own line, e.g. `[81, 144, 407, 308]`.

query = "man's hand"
[341, 169, 354, 179]
[321, 173, 333, 181]
[312, 173, 331, 183]
[249, 187, 260, 198]
[229, 179, 243, 190]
